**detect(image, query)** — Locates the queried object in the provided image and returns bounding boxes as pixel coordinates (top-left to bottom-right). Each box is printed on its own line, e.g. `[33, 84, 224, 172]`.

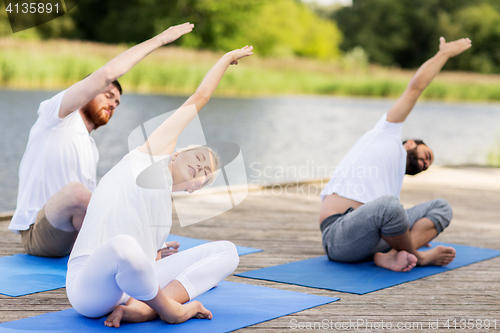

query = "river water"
[1, 89, 500, 211]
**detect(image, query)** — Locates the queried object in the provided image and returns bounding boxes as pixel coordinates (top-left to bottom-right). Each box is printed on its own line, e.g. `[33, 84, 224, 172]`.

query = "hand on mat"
[155, 23, 194, 45]
[160, 241, 180, 258]
[438, 37, 471, 58]
[226, 45, 254, 65]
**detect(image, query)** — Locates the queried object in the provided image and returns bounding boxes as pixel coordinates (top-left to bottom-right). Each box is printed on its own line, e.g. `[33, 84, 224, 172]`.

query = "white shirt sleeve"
[36, 90, 68, 128]
[373, 113, 404, 139]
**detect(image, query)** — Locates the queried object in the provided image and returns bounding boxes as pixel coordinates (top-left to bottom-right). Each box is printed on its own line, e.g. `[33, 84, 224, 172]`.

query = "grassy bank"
[488, 141, 500, 167]
[2, 38, 500, 101]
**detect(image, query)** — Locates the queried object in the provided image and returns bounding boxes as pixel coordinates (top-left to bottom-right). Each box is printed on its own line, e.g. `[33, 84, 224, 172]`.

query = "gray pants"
[321, 195, 453, 262]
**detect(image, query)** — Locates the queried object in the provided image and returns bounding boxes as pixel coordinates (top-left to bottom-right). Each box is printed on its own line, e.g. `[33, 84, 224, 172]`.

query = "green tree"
[0, 2, 42, 39]
[334, 0, 410, 66]
[332, 0, 500, 72]
[2, 0, 342, 60]
[69, 0, 165, 43]
[66, 0, 342, 59]
[438, 3, 500, 73]
[165, 0, 264, 50]
[223, 0, 341, 59]
[67, 0, 262, 47]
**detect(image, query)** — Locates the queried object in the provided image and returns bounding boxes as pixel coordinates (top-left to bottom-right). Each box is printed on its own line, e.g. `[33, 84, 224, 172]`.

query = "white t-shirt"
[320, 113, 407, 203]
[9, 90, 99, 233]
[69, 149, 173, 264]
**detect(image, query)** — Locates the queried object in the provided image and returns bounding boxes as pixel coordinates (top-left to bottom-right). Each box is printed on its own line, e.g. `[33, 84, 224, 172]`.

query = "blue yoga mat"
[166, 235, 262, 256]
[0, 281, 338, 332]
[0, 254, 68, 297]
[0, 236, 262, 297]
[236, 242, 500, 295]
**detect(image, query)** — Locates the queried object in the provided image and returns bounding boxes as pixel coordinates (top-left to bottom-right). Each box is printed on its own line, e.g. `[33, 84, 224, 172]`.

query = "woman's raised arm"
[139, 46, 253, 156]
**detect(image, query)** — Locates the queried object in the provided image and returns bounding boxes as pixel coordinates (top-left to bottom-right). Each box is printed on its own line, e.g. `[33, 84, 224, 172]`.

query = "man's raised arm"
[386, 37, 472, 123]
[139, 46, 254, 156]
[58, 23, 194, 119]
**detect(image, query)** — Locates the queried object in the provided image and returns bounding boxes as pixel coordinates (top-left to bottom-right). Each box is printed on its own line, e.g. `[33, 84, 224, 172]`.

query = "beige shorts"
[20, 205, 78, 258]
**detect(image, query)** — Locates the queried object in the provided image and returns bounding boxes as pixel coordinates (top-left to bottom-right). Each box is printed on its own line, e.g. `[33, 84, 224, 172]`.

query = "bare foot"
[104, 299, 157, 328]
[191, 301, 212, 319]
[374, 250, 418, 272]
[417, 245, 456, 266]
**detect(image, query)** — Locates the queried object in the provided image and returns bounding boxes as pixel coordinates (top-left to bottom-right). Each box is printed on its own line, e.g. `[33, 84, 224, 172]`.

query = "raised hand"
[155, 23, 194, 46]
[226, 45, 254, 65]
[438, 37, 472, 58]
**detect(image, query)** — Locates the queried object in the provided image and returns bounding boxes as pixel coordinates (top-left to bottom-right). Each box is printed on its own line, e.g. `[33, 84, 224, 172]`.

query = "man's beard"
[405, 147, 423, 175]
[81, 100, 112, 130]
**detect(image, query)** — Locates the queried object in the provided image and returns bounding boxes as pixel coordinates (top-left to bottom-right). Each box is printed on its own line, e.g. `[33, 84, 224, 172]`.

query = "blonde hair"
[175, 145, 221, 187]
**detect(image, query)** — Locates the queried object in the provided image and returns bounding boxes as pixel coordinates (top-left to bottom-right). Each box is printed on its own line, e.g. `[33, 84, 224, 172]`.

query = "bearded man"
[319, 37, 472, 272]
[9, 23, 195, 257]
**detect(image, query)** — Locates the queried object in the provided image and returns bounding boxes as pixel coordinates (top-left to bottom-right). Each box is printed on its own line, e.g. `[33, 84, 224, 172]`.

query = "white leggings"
[66, 234, 239, 318]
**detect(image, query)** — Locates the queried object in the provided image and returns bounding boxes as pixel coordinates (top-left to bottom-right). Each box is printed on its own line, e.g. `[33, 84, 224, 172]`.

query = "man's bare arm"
[386, 37, 472, 123]
[58, 23, 194, 119]
[138, 46, 254, 156]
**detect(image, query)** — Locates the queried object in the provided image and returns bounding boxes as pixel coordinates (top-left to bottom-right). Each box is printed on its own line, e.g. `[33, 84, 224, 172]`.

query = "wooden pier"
[1, 167, 500, 332]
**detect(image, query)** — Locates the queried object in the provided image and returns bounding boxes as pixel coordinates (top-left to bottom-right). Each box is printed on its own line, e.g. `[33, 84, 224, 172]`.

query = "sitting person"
[319, 37, 471, 272]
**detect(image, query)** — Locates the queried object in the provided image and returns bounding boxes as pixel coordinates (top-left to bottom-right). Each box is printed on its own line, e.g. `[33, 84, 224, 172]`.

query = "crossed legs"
[374, 218, 455, 272]
[321, 195, 455, 272]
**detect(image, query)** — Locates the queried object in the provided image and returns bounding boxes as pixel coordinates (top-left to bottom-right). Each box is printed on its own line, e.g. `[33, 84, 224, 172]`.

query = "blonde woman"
[66, 24, 253, 327]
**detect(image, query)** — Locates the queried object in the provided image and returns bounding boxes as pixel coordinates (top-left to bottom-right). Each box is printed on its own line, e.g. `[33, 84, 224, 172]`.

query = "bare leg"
[105, 281, 196, 327]
[105, 241, 237, 327]
[410, 217, 438, 249]
[44, 182, 91, 232]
